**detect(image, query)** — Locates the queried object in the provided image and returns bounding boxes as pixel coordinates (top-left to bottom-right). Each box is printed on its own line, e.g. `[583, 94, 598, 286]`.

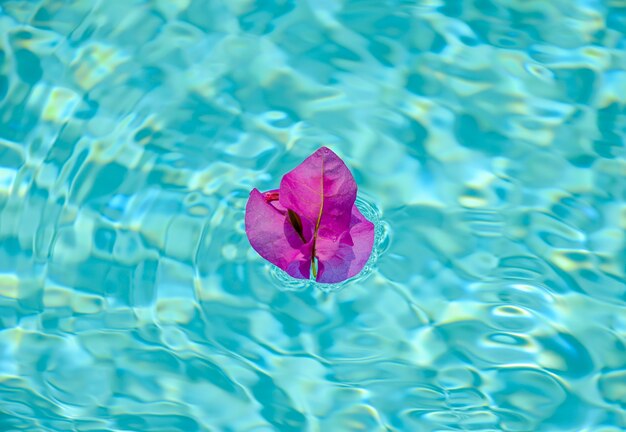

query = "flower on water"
[245, 147, 375, 283]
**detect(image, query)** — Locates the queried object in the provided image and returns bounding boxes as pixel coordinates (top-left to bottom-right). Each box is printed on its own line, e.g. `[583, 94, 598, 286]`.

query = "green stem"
[311, 157, 324, 279]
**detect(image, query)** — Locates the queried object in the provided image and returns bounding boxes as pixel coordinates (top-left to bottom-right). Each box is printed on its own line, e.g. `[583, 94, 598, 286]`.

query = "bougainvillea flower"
[245, 147, 375, 283]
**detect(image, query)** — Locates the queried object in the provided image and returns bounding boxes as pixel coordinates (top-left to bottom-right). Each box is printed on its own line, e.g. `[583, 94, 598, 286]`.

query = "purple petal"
[245, 189, 313, 279]
[279, 147, 357, 237]
[315, 204, 375, 283]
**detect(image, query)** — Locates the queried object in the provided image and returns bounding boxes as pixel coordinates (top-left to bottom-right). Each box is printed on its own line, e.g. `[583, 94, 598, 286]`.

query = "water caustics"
[0, 1, 625, 431]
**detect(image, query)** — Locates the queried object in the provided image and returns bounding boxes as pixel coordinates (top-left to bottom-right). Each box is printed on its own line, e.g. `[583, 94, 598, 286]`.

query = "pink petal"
[245, 189, 313, 279]
[262, 189, 288, 213]
[279, 147, 357, 238]
[315, 204, 375, 283]
[246, 148, 375, 284]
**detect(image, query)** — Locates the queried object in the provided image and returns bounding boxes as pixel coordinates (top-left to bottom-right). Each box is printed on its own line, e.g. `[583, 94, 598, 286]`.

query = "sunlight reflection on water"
[0, 0, 625, 431]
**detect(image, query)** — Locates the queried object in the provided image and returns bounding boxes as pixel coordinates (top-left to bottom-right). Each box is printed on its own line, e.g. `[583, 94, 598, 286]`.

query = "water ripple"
[269, 195, 386, 292]
[0, 0, 625, 430]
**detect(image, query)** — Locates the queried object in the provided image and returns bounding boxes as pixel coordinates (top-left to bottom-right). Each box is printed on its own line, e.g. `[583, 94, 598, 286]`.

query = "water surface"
[0, 1, 625, 431]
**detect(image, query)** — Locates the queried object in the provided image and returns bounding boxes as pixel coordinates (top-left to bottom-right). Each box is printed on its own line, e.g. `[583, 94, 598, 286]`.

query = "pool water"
[1, 1, 625, 431]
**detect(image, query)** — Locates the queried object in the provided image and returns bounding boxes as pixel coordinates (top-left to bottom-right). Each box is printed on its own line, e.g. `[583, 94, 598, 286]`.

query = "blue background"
[0, 0, 625, 431]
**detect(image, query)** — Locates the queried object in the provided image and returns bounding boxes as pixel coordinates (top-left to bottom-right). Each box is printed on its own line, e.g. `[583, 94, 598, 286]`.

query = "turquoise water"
[0, 0, 625, 431]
